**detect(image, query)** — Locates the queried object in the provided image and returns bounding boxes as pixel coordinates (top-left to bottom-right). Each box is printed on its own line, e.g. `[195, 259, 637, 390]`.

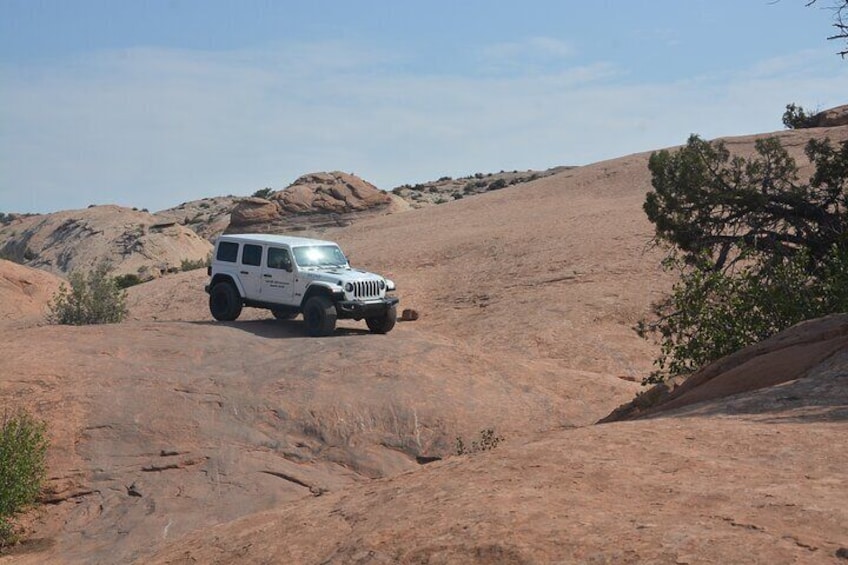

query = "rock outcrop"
[811, 104, 848, 127]
[0, 205, 212, 279]
[391, 166, 571, 209]
[227, 172, 405, 234]
[153, 196, 239, 242]
[0, 259, 64, 325]
[599, 313, 848, 422]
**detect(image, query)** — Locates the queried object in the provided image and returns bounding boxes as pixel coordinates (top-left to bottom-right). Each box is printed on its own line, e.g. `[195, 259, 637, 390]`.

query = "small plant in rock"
[782, 103, 817, 129]
[455, 428, 503, 455]
[48, 263, 128, 325]
[114, 273, 143, 289]
[0, 409, 48, 546]
[180, 257, 209, 271]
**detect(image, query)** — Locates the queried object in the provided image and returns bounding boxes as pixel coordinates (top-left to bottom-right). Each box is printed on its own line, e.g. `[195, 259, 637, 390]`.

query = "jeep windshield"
[293, 245, 348, 268]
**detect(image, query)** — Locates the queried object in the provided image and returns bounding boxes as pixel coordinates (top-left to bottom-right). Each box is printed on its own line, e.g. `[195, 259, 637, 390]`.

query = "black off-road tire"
[271, 308, 298, 320]
[303, 295, 337, 336]
[366, 304, 397, 334]
[209, 282, 243, 321]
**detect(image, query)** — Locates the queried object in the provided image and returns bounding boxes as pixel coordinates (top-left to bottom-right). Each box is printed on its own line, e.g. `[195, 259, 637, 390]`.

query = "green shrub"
[0, 409, 48, 546]
[180, 256, 210, 271]
[638, 247, 848, 383]
[641, 133, 848, 382]
[252, 187, 274, 199]
[455, 429, 503, 455]
[114, 273, 143, 289]
[782, 103, 816, 129]
[48, 263, 128, 325]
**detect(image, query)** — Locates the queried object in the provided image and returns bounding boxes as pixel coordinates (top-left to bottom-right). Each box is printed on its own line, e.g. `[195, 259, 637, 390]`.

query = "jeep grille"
[352, 280, 381, 300]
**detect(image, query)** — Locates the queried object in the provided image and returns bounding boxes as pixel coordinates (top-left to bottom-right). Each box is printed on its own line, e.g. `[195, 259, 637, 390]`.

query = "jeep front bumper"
[335, 297, 399, 319]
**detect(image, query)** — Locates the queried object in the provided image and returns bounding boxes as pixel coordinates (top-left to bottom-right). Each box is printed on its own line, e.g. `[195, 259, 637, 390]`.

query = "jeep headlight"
[379, 279, 386, 290]
[345, 282, 354, 292]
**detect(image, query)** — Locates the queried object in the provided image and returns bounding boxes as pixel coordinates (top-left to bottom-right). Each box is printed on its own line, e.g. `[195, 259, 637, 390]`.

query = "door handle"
[240, 271, 249, 275]
[263, 274, 272, 278]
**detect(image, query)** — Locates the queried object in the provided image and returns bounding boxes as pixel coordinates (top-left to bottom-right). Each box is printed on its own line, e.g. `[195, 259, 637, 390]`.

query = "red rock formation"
[812, 104, 848, 127]
[228, 171, 400, 233]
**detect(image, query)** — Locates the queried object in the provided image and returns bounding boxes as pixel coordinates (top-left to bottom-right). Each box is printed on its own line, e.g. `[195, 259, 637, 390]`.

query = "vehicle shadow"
[188, 318, 372, 339]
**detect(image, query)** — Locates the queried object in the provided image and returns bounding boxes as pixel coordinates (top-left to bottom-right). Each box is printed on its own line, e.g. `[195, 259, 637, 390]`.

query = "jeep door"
[261, 246, 295, 304]
[238, 243, 263, 299]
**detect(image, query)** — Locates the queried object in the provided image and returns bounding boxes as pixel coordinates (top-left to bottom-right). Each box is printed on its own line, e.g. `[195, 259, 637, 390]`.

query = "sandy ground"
[1, 125, 846, 564]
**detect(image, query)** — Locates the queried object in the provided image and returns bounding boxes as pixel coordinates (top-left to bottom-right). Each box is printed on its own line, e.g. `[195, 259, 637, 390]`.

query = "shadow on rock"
[188, 318, 372, 339]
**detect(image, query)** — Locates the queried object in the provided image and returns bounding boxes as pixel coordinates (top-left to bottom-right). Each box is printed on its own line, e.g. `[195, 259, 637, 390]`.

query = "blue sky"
[1, 1, 846, 214]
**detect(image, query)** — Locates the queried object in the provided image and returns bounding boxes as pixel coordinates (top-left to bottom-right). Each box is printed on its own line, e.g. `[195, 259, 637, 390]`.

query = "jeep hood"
[304, 268, 382, 284]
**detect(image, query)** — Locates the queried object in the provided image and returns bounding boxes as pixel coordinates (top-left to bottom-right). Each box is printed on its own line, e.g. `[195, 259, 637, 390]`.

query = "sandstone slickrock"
[811, 104, 848, 127]
[599, 313, 848, 422]
[390, 166, 571, 209]
[0, 205, 212, 279]
[2, 120, 847, 564]
[0, 259, 63, 326]
[153, 196, 240, 242]
[227, 171, 406, 234]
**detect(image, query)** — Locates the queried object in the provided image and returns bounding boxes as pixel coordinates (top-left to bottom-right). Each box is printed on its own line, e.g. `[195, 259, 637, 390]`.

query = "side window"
[216, 241, 239, 262]
[242, 244, 262, 266]
[267, 247, 292, 270]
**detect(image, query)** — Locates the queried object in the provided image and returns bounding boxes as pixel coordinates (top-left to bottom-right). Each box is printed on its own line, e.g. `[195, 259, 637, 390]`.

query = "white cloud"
[476, 36, 577, 75]
[1, 41, 846, 214]
[482, 36, 575, 61]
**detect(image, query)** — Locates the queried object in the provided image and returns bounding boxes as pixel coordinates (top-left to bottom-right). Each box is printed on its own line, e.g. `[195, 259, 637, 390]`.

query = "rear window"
[216, 241, 239, 262]
[242, 244, 262, 266]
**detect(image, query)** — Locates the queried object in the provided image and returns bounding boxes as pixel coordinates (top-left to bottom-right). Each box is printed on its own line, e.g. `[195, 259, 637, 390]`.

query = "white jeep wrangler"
[205, 233, 398, 336]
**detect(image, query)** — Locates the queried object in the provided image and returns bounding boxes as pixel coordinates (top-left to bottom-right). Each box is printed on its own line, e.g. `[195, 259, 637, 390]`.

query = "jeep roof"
[217, 233, 336, 248]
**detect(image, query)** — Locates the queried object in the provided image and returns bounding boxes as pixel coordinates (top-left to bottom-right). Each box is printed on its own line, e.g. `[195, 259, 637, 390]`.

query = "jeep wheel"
[209, 282, 242, 321]
[303, 295, 336, 336]
[366, 304, 397, 334]
[272, 308, 298, 320]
